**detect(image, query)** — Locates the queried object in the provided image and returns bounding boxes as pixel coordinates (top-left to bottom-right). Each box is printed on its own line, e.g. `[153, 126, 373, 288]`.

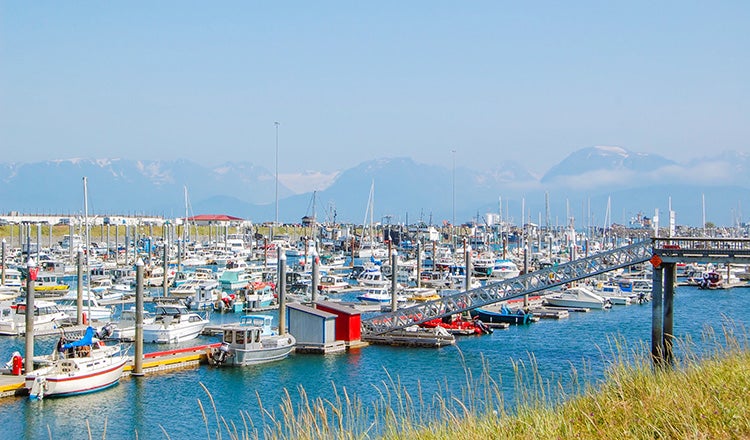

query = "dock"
[0, 343, 221, 398]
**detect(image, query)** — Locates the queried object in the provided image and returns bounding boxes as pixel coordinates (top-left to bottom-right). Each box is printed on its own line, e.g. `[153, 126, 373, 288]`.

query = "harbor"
[1, 217, 750, 438]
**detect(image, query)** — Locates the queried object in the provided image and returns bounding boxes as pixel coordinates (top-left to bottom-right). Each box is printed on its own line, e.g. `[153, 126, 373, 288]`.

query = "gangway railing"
[652, 237, 750, 263]
[361, 240, 653, 336]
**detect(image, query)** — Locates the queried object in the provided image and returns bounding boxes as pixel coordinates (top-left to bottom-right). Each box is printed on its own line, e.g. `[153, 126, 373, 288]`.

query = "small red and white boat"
[25, 326, 127, 400]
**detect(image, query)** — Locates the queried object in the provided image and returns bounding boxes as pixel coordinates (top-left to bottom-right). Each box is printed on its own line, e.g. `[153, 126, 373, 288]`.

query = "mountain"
[0, 158, 293, 218]
[1, 147, 748, 226]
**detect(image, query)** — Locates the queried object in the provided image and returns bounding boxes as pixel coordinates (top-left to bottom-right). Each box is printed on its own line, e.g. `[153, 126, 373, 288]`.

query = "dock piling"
[134, 258, 144, 376]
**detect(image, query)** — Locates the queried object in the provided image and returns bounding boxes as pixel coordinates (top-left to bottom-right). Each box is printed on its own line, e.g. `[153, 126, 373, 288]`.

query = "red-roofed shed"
[314, 300, 361, 342]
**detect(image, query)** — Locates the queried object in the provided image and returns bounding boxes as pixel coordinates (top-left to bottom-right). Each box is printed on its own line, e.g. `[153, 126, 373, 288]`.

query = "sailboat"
[356, 181, 386, 260]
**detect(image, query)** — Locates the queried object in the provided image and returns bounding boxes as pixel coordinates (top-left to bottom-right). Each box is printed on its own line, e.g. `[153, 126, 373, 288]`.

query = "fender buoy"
[12, 354, 23, 376]
[82, 312, 88, 325]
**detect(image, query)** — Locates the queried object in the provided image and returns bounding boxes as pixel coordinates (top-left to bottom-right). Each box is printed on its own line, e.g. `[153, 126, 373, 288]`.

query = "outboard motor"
[210, 343, 232, 366]
[97, 323, 114, 340]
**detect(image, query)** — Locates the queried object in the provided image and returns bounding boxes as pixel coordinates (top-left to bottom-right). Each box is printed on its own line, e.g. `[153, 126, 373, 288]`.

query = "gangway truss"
[361, 240, 652, 336]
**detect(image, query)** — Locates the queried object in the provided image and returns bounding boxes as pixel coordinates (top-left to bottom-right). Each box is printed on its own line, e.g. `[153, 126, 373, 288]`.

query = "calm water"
[1, 284, 748, 439]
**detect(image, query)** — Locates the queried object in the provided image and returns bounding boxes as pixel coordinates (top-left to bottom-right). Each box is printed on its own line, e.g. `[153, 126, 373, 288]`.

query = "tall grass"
[185, 320, 748, 440]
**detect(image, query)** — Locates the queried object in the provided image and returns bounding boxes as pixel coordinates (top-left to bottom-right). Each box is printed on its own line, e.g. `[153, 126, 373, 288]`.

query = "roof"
[286, 303, 337, 319]
[314, 300, 361, 316]
[186, 214, 244, 222]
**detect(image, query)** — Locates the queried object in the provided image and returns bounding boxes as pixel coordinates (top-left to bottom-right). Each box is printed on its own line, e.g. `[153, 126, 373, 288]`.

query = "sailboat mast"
[82, 176, 91, 320]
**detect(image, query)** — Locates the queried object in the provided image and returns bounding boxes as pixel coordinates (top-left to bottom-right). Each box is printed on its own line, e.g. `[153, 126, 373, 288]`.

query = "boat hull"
[25, 356, 127, 399]
[143, 321, 207, 344]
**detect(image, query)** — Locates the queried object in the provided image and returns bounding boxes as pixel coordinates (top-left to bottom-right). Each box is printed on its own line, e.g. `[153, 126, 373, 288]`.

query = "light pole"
[451, 149, 456, 245]
[274, 121, 280, 236]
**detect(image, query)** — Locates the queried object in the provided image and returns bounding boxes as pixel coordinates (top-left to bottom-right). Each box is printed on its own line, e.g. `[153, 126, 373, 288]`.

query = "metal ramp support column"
[651, 265, 664, 366]
[663, 262, 676, 365]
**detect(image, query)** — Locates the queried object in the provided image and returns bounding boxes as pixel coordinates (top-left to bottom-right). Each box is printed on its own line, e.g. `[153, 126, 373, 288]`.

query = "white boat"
[207, 315, 295, 367]
[142, 301, 209, 343]
[170, 279, 220, 299]
[99, 307, 156, 341]
[545, 286, 612, 310]
[488, 259, 521, 280]
[356, 266, 389, 288]
[1, 268, 23, 292]
[0, 300, 70, 336]
[592, 283, 633, 305]
[25, 326, 127, 400]
[55, 291, 115, 321]
[318, 275, 350, 293]
[356, 287, 407, 304]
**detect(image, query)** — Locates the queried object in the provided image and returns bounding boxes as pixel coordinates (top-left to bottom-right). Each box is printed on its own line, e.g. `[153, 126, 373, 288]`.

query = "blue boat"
[470, 304, 534, 325]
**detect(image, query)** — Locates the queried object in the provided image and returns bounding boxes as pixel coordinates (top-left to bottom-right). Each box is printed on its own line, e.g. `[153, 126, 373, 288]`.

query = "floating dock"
[0, 342, 221, 398]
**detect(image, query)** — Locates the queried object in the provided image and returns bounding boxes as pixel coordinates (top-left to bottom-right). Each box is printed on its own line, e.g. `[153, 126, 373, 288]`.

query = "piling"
[278, 248, 287, 335]
[651, 265, 664, 365]
[1, 239, 5, 286]
[311, 248, 319, 303]
[162, 232, 169, 297]
[464, 241, 472, 291]
[663, 262, 676, 365]
[24, 258, 36, 374]
[416, 241, 422, 288]
[390, 249, 399, 311]
[134, 258, 145, 376]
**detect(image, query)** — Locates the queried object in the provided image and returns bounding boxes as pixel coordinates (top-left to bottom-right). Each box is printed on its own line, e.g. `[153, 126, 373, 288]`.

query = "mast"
[83, 177, 91, 321]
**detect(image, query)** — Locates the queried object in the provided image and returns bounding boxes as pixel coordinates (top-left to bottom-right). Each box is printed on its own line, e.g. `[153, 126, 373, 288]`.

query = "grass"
[176, 321, 749, 440]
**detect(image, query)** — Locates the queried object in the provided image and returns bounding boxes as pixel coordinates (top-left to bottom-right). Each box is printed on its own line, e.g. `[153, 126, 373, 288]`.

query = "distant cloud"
[279, 171, 340, 194]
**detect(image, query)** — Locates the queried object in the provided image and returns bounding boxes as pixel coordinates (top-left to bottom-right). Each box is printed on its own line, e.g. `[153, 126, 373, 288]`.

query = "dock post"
[115, 224, 119, 265]
[162, 228, 169, 297]
[390, 249, 399, 311]
[76, 249, 84, 325]
[663, 262, 676, 366]
[311, 248, 319, 303]
[134, 258, 144, 376]
[278, 248, 287, 335]
[125, 224, 130, 265]
[651, 264, 664, 366]
[24, 258, 36, 374]
[464, 241, 472, 291]
[416, 241, 422, 288]
[1, 239, 6, 286]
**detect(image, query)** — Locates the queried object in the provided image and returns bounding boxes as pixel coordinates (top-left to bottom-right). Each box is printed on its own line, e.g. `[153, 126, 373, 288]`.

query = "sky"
[1, 2, 748, 177]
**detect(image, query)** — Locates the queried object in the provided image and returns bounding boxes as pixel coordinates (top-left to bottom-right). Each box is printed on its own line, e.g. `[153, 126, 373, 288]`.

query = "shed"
[287, 303, 345, 353]
[314, 300, 361, 342]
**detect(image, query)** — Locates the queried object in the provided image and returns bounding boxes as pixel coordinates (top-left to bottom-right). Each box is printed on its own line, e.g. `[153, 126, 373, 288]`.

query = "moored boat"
[25, 326, 127, 400]
[142, 300, 209, 343]
[207, 315, 295, 367]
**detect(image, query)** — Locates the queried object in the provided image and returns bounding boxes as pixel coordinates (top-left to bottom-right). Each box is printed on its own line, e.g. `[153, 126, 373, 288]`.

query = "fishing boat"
[318, 275, 350, 293]
[488, 259, 520, 280]
[25, 326, 127, 400]
[33, 274, 70, 297]
[544, 286, 612, 310]
[142, 300, 209, 343]
[0, 300, 70, 336]
[207, 315, 295, 367]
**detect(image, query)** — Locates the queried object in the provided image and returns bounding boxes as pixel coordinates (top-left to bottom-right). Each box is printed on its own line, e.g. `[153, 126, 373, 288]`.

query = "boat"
[237, 282, 275, 312]
[142, 300, 209, 343]
[697, 271, 723, 289]
[544, 286, 612, 310]
[419, 314, 492, 335]
[25, 326, 127, 400]
[403, 287, 441, 302]
[55, 290, 115, 322]
[170, 278, 220, 300]
[218, 268, 253, 291]
[488, 259, 521, 280]
[0, 268, 23, 292]
[356, 287, 407, 304]
[0, 300, 70, 336]
[318, 275, 350, 293]
[98, 307, 156, 341]
[207, 315, 295, 367]
[33, 274, 70, 297]
[470, 303, 535, 325]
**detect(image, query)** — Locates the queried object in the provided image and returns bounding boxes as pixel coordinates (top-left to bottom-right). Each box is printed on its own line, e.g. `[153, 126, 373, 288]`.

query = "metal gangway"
[361, 240, 653, 336]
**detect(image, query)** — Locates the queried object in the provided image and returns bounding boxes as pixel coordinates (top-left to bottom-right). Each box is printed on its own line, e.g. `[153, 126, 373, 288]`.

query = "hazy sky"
[1, 2, 747, 176]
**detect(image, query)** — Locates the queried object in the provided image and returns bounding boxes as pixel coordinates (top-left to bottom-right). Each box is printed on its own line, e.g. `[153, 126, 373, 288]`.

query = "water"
[1, 285, 748, 439]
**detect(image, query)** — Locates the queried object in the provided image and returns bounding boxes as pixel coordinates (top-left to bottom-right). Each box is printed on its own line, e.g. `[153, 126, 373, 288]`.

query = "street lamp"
[274, 121, 280, 230]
